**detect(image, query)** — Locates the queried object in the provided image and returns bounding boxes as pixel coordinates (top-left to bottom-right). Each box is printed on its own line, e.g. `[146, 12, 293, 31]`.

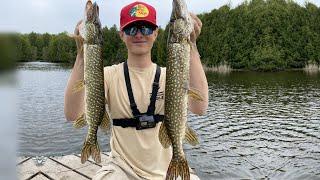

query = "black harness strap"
[123, 61, 141, 116]
[113, 115, 164, 128]
[114, 61, 162, 129]
[147, 65, 161, 115]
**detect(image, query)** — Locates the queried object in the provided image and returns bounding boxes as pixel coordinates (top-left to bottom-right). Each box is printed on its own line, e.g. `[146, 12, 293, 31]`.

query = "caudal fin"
[81, 141, 101, 164]
[166, 157, 190, 180]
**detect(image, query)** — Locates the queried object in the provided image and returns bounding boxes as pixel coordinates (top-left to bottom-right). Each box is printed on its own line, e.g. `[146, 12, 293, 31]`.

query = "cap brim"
[121, 19, 158, 30]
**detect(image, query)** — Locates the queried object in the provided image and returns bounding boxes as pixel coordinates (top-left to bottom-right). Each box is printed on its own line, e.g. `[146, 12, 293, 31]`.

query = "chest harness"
[112, 61, 164, 130]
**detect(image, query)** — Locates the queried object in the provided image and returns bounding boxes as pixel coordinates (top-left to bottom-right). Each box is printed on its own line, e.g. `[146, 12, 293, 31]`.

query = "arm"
[188, 13, 209, 115]
[64, 21, 85, 121]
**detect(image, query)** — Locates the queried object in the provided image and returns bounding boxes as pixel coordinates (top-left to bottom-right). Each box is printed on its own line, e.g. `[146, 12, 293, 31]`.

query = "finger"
[191, 20, 201, 37]
[190, 13, 202, 28]
[74, 20, 83, 35]
[193, 21, 201, 36]
[76, 20, 83, 26]
[190, 31, 196, 42]
[190, 30, 196, 37]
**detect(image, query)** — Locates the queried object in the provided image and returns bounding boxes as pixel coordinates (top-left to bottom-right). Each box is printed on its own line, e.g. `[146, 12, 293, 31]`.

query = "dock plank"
[17, 153, 111, 180]
[75, 153, 110, 166]
[30, 173, 50, 180]
[17, 158, 39, 180]
[41, 158, 89, 180]
[51, 155, 101, 178]
[16, 156, 30, 165]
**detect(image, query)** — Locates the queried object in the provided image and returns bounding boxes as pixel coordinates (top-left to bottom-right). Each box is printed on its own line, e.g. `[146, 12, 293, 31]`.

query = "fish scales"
[72, 0, 110, 164]
[160, 0, 200, 179]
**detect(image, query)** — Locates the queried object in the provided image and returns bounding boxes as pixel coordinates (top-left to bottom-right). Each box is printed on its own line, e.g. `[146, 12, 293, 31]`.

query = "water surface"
[17, 62, 320, 179]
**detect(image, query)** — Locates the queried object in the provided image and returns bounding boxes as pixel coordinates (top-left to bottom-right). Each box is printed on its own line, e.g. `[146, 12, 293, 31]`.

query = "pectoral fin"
[72, 80, 85, 93]
[185, 125, 199, 146]
[73, 113, 86, 128]
[159, 122, 172, 148]
[188, 88, 204, 101]
[100, 112, 111, 130]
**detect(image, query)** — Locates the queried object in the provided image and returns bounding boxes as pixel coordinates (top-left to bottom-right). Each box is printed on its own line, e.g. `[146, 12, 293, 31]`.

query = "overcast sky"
[0, 0, 319, 34]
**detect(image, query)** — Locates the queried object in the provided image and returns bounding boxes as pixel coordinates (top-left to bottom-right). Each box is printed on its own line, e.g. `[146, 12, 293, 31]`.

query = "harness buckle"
[136, 114, 156, 130]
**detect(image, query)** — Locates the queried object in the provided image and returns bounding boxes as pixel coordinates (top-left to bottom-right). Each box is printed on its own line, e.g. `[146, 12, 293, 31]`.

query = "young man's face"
[120, 22, 158, 56]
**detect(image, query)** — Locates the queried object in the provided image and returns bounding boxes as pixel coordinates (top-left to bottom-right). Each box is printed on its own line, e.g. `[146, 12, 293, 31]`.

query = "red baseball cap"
[120, 1, 157, 30]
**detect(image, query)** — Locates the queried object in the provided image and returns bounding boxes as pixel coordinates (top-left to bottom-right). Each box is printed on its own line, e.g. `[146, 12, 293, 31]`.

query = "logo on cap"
[129, 4, 149, 18]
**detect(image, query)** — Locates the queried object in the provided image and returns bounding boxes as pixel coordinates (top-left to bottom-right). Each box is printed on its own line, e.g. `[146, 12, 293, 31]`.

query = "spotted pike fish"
[71, 0, 110, 164]
[159, 0, 203, 179]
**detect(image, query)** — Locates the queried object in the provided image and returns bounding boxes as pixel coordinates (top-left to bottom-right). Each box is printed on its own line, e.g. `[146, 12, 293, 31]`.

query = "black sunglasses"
[123, 25, 156, 36]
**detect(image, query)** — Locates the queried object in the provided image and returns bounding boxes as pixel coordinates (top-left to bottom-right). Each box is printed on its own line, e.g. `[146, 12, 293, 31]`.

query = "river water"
[17, 62, 320, 179]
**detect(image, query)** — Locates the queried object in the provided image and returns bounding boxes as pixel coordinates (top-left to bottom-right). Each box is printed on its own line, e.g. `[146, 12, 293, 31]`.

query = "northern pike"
[71, 0, 110, 164]
[159, 0, 203, 179]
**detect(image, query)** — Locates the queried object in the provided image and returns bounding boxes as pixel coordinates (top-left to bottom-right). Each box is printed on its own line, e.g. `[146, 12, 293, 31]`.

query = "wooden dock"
[17, 153, 109, 180]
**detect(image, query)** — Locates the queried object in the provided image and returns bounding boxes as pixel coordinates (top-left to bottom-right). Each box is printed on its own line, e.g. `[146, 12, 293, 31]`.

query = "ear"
[153, 28, 159, 39]
[119, 31, 125, 41]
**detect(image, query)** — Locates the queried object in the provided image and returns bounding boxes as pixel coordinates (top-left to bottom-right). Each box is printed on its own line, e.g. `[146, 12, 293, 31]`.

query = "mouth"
[133, 41, 147, 44]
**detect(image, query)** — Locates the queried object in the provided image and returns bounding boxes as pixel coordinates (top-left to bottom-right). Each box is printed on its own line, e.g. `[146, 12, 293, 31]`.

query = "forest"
[1, 0, 319, 71]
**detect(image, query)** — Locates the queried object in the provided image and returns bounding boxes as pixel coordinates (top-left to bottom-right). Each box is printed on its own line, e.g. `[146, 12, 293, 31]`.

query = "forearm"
[64, 53, 85, 121]
[189, 43, 208, 115]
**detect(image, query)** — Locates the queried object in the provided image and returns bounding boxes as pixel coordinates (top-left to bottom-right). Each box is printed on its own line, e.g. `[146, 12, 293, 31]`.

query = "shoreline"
[16, 61, 320, 73]
[203, 64, 320, 73]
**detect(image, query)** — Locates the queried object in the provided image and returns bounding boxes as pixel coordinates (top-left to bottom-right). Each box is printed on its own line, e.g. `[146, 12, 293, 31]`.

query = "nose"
[134, 29, 143, 38]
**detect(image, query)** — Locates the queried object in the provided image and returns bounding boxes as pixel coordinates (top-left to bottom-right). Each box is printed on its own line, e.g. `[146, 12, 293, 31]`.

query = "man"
[64, 1, 208, 179]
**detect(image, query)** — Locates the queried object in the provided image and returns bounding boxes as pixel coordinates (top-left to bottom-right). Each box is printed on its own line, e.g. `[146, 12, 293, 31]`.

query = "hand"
[74, 20, 83, 35]
[74, 20, 84, 55]
[190, 13, 202, 45]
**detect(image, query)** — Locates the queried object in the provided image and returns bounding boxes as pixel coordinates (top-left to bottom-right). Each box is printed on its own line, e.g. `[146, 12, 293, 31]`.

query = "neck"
[127, 52, 152, 68]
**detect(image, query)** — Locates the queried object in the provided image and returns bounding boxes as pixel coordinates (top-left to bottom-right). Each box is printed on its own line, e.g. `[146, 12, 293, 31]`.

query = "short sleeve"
[104, 65, 117, 105]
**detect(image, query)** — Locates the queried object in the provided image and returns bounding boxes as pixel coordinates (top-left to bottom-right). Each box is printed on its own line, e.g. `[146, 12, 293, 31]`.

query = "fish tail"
[73, 113, 86, 128]
[166, 157, 190, 180]
[81, 140, 101, 164]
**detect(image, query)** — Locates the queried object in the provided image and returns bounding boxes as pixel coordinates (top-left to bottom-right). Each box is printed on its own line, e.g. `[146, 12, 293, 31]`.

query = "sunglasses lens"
[124, 26, 138, 36]
[124, 25, 154, 36]
[141, 27, 153, 35]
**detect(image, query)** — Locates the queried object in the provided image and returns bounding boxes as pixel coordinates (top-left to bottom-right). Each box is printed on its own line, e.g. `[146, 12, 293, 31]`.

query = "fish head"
[85, 1, 99, 23]
[81, 1, 103, 45]
[169, 0, 193, 43]
[171, 0, 189, 21]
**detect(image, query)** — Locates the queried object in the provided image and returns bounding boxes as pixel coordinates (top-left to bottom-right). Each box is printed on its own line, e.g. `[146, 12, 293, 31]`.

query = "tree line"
[1, 0, 320, 71]
[197, 0, 320, 71]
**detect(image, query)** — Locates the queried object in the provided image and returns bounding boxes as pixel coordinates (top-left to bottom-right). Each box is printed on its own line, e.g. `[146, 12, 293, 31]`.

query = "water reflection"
[17, 61, 72, 71]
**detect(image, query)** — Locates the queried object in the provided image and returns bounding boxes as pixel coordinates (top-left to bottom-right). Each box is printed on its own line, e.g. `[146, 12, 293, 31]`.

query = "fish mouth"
[85, 1, 99, 23]
[171, 0, 188, 20]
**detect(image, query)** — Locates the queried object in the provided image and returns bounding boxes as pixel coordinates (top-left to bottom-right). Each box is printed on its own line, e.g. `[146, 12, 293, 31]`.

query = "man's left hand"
[190, 13, 202, 44]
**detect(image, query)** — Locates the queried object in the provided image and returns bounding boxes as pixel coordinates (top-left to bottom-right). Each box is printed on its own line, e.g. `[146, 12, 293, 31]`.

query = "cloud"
[0, 0, 319, 34]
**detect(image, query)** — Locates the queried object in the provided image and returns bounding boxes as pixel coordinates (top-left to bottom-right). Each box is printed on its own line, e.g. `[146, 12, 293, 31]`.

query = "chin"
[130, 48, 150, 55]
